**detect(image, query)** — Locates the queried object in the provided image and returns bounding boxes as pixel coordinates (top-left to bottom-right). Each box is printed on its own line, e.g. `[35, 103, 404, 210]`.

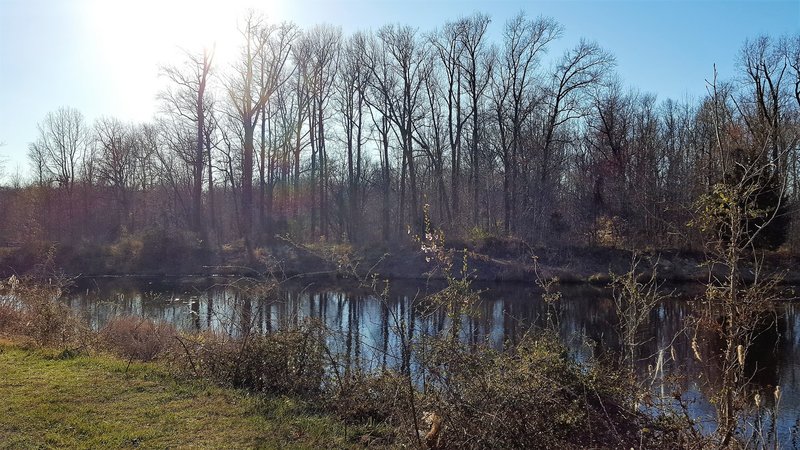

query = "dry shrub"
[0, 304, 21, 333]
[177, 321, 327, 396]
[418, 333, 667, 449]
[591, 215, 628, 248]
[100, 316, 176, 362]
[329, 371, 408, 425]
[2, 276, 89, 349]
[108, 232, 144, 271]
[22, 296, 86, 348]
[0, 288, 21, 332]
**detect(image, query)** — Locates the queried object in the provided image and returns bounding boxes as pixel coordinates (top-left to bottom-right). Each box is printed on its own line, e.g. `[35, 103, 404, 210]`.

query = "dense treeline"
[1, 12, 799, 261]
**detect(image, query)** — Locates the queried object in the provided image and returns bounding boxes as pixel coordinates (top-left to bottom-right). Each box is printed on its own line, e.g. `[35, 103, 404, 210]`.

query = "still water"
[65, 277, 800, 445]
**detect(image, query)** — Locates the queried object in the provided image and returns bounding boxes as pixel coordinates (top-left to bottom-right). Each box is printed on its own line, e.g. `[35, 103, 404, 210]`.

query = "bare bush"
[610, 255, 670, 372]
[417, 333, 670, 449]
[0, 303, 19, 332]
[328, 371, 408, 425]
[0, 282, 21, 332]
[1, 275, 89, 350]
[100, 316, 177, 362]
[175, 321, 327, 396]
[683, 71, 790, 446]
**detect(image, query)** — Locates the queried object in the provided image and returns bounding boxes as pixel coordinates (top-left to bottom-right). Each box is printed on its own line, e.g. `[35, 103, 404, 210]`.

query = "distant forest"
[1, 12, 799, 268]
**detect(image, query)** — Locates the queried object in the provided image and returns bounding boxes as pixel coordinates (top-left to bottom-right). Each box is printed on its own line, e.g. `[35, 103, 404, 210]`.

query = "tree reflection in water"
[64, 278, 800, 442]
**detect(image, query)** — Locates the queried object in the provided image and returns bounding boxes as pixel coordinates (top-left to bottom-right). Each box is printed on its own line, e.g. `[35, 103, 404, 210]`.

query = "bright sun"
[80, 0, 274, 120]
[86, 0, 273, 67]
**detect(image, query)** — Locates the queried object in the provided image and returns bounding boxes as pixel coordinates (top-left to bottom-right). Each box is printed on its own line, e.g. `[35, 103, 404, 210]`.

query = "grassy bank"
[0, 339, 367, 449]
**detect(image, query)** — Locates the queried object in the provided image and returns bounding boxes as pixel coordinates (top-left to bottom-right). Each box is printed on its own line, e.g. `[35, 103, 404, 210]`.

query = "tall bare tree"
[94, 117, 136, 231]
[493, 13, 562, 233]
[337, 32, 370, 241]
[228, 12, 296, 245]
[531, 39, 613, 236]
[429, 20, 468, 221]
[458, 13, 494, 226]
[161, 48, 214, 236]
[369, 24, 427, 235]
[303, 25, 341, 238]
[738, 36, 790, 174]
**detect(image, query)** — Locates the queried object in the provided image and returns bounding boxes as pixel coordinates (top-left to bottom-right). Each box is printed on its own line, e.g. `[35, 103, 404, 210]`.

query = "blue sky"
[1, 0, 798, 176]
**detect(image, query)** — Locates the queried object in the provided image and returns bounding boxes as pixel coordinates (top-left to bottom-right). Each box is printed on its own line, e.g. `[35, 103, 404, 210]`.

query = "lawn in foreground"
[0, 341, 367, 449]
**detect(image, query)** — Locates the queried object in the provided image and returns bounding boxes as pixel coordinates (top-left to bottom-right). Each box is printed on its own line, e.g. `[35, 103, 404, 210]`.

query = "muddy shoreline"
[35, 244, 800, 287]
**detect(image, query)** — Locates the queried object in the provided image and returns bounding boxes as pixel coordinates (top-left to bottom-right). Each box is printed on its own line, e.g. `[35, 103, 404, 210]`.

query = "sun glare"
[79, 0, 273, 120]
[86, 0, 262, 61]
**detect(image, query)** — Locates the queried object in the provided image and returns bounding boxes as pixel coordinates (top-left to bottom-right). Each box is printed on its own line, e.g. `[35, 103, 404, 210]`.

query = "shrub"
[0, 295, 20, 332]
[590, 215, 627, 248]
[105, 227, 210, 274]
[1, 276, 89, 350]
[100, 316, 176, 362]
[329, 371, 408, 425]
[417, 333, 664, 449]
[55, 241, 107, 274]
[466, 226, 492, 243]
[139, 228, 208, 273]
[176, 321, 327, 396]
[108, 231, 144, 272]
[0, 241, 52, 276]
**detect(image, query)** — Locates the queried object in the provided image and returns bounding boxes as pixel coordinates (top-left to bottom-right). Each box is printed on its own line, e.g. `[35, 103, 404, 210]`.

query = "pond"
[64, 276, 800, 445]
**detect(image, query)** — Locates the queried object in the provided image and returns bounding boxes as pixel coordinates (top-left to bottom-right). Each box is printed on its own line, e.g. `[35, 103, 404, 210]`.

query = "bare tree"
[458, 13, 494, 226]
[31, 107, 87, 191]
[228, 11, 296, 247]
[27, 107, 89, 239]
[493, 13, 562, 233]
[155, 117, 194, 227]
[417, 47, 451, 225]
[429, 20, 467, 222]
[94, 117, 137, 231]
[303, 25, 341, 239]
[369, 24, 427, 235]
[782, 34, 800, 207]
[27, 140, 49, 188]
[531, 39, 614, 237]
[287, 34, 313, 231]
[362, 32, 395, 241]
[161, 47, 214, 236]
[738, 35, 790, 174]
[585, 80, 633, 222]
[337, 32, 370, 241]
[785, 34, 800, 109]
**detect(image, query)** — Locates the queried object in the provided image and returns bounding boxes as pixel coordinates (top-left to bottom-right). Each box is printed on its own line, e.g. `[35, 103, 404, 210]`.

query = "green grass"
[0, 340, 372, 449]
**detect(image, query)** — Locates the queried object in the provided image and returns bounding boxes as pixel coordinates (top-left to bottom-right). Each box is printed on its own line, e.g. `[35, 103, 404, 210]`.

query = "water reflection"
[65, 278, 800, 444]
